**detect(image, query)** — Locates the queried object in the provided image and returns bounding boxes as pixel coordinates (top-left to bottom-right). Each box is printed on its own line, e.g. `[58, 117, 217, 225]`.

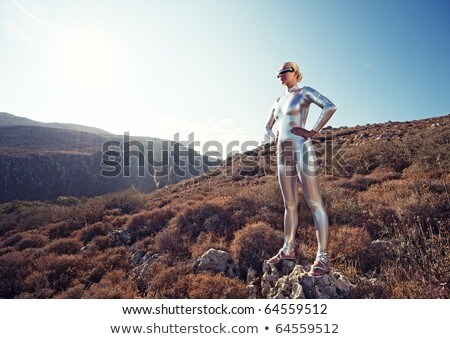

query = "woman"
[265, 61, 337, 277]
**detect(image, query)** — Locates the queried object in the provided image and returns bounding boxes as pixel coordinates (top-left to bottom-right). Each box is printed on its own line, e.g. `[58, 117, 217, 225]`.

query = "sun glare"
[53, 29, 120, 91]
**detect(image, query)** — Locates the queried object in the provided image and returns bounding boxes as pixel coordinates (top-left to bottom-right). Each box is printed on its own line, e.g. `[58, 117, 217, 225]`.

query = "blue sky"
[1, 0, 449, 151]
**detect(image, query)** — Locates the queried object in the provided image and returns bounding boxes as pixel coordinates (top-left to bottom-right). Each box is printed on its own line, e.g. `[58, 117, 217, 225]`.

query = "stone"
[130, 253, 159, 278]
[261, 262, 353, 299]
[246, 268, 257, 284]
[378, 132, 394, 140]
[113, 229, 134, 246]
[246, 284, 259, 299]
[369, 239, 396, 259]
[194, 248, 239, 278]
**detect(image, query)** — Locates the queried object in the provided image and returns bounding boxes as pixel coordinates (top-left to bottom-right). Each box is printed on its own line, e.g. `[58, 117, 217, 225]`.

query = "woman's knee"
[307, 200, 325, 214]
[284, 199, 298, 211]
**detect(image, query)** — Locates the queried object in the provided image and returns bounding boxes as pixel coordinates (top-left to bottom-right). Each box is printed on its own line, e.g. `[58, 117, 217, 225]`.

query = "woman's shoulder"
[300, 85, 315, 92]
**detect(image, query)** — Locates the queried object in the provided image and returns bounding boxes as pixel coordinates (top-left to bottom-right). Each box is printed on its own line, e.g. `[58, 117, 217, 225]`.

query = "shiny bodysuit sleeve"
[305, 87, 337, 133]
[265, 98, 279, 141]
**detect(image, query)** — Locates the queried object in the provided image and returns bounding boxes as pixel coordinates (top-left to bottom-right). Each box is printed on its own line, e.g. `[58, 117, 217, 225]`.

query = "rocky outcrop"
[194, 249, 239, 278]
[261, 261, 353, 299]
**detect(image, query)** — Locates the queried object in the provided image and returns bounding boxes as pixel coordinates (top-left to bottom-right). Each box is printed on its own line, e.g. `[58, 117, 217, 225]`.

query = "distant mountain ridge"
[0, 112, 113, 136]
[0, 112, 208, 202]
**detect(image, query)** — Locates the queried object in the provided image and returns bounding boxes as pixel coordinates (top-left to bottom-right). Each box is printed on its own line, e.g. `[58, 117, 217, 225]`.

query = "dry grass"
[174, 273, 248, 298]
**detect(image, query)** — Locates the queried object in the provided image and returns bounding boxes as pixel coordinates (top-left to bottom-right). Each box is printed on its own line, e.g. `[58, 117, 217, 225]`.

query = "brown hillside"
[0, 114, 448, 298]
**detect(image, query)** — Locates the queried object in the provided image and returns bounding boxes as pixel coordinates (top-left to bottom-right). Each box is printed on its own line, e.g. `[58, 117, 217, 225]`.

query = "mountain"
[0, 114, 448, 299]
[0, 113, 208, 203]
[0, 112, 112, 136]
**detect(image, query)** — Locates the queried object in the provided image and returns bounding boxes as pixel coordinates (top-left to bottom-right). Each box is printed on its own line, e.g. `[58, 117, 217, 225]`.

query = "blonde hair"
[283, 61, 303, 83]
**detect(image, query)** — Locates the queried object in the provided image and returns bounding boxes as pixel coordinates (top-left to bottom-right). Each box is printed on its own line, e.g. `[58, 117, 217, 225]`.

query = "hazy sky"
[1, 0, 449, 151]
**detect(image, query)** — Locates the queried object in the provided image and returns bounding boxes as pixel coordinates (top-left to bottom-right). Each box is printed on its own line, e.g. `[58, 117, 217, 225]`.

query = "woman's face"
[277, 64, 297, 86]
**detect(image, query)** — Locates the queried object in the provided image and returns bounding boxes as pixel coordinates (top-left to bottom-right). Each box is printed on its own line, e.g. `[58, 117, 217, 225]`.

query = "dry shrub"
[125, 206, 175, 239]
[393, 220, 449, 289]
[36, 253, 83, 293]
[202, 211, 233, 239]
[360, 178, 447, 231]
[380, 263, 443, 298]
[328, 226, 372, 263]
[78, 222, 113, 244]
[0, 246, 15, 256]
[244, 207, 283, 230]
[365, 166, 401, 182]
[70, 189, 145, 227]
[226, 195, 262, 234]
[79, 247, 132, 286]
[72, 198, 108, 226]
[102, 214, 130, 228]
[20, 271, 53, 298]
[403, 124, 449, 171]
[249, 179, 284, 214]
[1, 233, 22, 247]
[94, 246, 132, 271]
[344, 139, 410, 174]
[153, 225, 190, 259]
[55, 283, 85, 298]
[189, 232, 229, 258]
[0, 251, 31, 298]
[133, 237, 155, 253]
[91, 235, 114, 251]
[144, 261, 193, 298]
[103, 189, 147, 214]
[389, 279, 429, 298]
[337, 175, 382, 191]
[46, 219, 82, 239]
[20, 289, 55, 299]
[84, 270, 139, 298]
[230, 222, 283, 274]
[174, 273, 248, 298]
[0, 201, 68, 235]
[321, 183, 365, 225]
[45, 238, 83, 255]
[173, 201, 227, 241]
[15, 232, 48, 251]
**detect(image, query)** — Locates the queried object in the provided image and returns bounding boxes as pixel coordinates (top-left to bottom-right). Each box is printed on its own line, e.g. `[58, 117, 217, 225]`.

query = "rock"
[368, 239, 395, 259]
[130, 253, 159, 277]
[246, 268, 258, 284]
[194, 248, 239, 278]
[261, 261, 353, 299]
[246, 284, 259, 299]
[378, 132, 394, 140]
[358, 133, 369, 140]
[130, 250, 144, 265]
[113, 229, 134, 246]
[260, 260, 298, 298]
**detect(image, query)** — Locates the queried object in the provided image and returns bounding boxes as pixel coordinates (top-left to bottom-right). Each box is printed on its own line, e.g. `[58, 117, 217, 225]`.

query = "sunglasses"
[277, 67, 295, 78]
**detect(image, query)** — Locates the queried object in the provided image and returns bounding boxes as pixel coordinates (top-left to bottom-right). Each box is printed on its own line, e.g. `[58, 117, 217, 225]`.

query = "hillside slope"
[0, 114, 448, 298]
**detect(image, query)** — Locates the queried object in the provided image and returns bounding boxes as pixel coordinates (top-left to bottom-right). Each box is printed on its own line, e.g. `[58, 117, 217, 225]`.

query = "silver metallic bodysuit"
[265, 86, 337, 259]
